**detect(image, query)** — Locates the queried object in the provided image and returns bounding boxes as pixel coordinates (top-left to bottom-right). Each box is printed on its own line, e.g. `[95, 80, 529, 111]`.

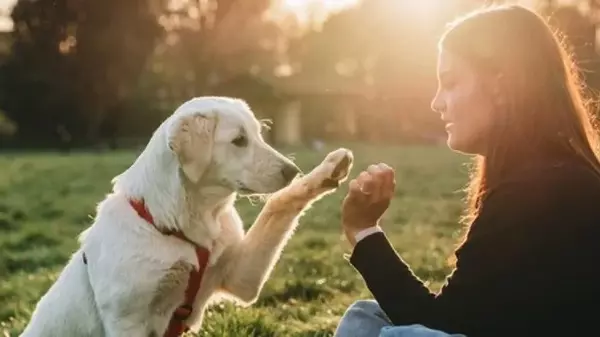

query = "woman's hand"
[341, 163, 395, 246]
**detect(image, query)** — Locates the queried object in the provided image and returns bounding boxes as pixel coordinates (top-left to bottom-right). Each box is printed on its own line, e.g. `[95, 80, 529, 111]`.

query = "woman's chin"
[446, 133, 459, 150]
[446, 135, 478, 155]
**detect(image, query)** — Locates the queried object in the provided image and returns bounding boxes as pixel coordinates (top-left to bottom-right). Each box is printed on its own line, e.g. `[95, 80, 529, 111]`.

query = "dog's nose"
[281, 163, 301, 182]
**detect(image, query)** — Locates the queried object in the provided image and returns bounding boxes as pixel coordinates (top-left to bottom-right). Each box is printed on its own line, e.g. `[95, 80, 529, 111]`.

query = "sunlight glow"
[280, 0, 360, 14]
[0, 0, 573, 33]
[268, 0, 360, 27]
[404, 1, 440, 19]
[0, 0, 15, 31]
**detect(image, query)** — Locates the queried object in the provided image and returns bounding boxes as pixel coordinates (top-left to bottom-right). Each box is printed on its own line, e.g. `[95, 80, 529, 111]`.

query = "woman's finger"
[347, 179, 368, 203]
[348, 178, 362, 196]
[366, 165, 383, 201]
[362, 176, 377, 196]
[377, 163, 395, 199]
[358, 172, 375, 195]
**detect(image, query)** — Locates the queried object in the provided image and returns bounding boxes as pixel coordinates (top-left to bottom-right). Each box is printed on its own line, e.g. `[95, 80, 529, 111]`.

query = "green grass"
[0, 143, 472, 336]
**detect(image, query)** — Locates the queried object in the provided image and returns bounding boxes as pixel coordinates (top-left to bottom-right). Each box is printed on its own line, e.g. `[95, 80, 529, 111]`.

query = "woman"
[335, 5, 600, 337]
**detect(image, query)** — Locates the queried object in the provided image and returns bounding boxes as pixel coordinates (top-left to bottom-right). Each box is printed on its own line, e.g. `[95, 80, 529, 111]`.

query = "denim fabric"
[379, 325, 466, 337]
[334, 300, 392, 337]
[334, 300, 466, 337]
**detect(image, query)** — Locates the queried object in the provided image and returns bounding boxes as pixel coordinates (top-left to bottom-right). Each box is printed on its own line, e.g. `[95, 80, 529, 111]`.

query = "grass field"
[0, 143, 472, 336]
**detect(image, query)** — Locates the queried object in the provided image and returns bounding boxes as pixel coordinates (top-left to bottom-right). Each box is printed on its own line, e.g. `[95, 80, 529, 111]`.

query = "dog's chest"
[206, 209, 244, 266]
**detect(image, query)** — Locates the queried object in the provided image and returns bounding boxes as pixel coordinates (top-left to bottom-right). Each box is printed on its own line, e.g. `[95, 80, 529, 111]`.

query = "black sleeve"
[348, 180, 562, 334]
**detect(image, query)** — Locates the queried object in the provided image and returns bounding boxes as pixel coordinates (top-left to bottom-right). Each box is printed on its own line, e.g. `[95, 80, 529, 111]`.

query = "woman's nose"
[430, 93, 445, 114]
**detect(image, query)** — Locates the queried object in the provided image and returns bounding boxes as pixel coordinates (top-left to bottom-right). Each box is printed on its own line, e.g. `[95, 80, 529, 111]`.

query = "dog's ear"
[168, 114, 217, 183]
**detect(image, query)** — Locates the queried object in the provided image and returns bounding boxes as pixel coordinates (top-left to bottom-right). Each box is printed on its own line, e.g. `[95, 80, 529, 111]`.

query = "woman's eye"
[232, 135, 248, 147]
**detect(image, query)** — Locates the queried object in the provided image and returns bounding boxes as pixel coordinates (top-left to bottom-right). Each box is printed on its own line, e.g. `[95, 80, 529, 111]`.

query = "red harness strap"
[129, 199, 210, 337]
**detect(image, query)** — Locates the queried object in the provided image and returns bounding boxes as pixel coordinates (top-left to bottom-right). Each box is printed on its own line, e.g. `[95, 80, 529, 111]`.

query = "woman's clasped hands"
[341, 163, 396, 246]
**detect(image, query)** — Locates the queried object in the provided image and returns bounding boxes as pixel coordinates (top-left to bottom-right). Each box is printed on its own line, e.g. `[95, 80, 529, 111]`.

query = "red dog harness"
[83, 199, 211, 337]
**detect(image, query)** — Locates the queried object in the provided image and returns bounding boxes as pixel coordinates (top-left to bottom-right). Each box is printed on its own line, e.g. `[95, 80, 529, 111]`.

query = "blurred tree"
[0, 0, 162, 148]
[4, 0, 600, 148]
[147, 0, 291, 112]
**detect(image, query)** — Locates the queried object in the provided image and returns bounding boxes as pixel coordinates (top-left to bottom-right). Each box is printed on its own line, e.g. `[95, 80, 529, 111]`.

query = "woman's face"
[431, 49, 497, 155]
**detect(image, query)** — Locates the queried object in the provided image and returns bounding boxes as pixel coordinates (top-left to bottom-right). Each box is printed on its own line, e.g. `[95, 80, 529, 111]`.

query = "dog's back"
[20, 250, 104, 337]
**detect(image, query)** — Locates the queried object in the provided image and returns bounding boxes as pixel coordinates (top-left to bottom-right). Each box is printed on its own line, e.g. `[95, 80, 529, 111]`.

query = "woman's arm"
[346, 178, 571, 334]
[349, 231, 438, 321]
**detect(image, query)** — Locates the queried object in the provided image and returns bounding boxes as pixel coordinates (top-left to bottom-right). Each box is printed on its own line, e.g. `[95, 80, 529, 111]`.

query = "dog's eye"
[232, 135, 248, 147]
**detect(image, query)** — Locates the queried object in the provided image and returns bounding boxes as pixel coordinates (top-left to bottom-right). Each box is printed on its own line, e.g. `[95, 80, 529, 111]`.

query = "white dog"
[20, 96, 353, 337]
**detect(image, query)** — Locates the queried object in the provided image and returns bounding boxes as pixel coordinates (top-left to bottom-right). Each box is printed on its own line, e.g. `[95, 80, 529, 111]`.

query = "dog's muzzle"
[281, 163, 301, 183]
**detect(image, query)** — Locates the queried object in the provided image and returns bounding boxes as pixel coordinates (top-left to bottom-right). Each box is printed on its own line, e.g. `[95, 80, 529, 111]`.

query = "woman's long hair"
[439, 5, 600, 225]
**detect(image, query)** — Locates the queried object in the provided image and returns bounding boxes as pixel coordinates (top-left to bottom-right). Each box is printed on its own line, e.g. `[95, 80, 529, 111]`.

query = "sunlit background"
[0, 0, 599, 148]
[0, 0, 562, 31]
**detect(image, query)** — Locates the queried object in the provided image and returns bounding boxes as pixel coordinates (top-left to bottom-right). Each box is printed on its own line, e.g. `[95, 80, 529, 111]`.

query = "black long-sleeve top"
[349, 161, 600, 337]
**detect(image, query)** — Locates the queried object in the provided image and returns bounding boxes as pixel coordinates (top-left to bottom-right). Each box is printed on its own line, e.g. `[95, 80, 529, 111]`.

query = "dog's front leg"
[220, 148, 353, 304]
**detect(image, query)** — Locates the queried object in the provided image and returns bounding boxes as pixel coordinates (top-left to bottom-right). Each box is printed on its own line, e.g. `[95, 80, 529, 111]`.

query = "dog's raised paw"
[266, 148, 354, 209]
[315, 148, 353, 190]
[327, 148, 354, 182]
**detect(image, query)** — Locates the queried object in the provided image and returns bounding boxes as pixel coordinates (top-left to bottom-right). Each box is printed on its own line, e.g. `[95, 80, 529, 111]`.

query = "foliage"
[0, 0, 162, 148]
[1, 0, 600, 148]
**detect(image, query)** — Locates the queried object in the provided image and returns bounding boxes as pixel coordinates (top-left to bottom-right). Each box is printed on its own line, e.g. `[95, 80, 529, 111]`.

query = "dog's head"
[166, 96, 301, 195]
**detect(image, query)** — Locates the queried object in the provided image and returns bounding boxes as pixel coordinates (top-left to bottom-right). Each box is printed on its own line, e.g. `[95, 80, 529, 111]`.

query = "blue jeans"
[334, 300, 467, 337]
